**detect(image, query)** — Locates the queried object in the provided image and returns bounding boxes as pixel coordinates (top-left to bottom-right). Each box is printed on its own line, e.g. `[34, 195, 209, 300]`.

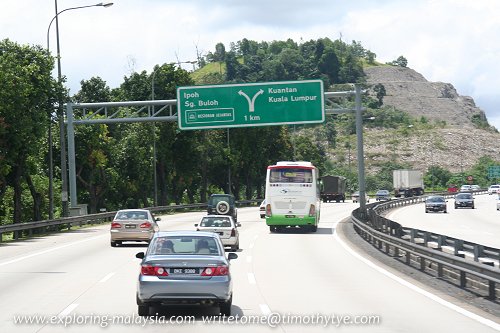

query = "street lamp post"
[47, 1, 113, 217]
[150, 65, 167, 206]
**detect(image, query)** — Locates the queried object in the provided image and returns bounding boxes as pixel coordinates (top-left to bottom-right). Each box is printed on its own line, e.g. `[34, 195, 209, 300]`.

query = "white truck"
[393, 169, 424, 197]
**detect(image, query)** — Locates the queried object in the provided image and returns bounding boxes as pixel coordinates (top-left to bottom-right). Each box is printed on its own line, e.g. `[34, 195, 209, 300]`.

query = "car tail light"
[111, 222, 122, 229]
[201, 266, 229, 276]
[139, 222, 152, 228]
[230, 228, 236, 237]
[265, 204, 272, 217]
[141, 265, 168, 276]
[308, 204, 316, 217]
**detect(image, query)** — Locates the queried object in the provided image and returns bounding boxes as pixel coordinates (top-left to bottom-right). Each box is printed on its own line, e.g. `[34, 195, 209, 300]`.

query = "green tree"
[0, 39, 57, 223]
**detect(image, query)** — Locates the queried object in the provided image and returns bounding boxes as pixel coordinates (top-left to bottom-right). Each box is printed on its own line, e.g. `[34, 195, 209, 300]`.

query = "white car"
[460, 185, 472, 192]
[259, 200, 266, 218]
[488, 184, 500, 195]
[195, 215, 240, 251]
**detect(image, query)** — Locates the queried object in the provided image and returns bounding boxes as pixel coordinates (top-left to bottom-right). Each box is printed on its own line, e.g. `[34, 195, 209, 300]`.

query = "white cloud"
[1, 0, 499, 127]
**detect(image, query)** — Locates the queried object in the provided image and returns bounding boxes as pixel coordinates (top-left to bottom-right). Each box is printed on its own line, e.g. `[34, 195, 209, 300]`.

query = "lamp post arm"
[47, 3, 111, 50]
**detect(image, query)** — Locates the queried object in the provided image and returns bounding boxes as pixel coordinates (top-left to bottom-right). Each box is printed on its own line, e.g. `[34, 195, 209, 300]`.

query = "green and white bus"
[264, 161, 321, 232]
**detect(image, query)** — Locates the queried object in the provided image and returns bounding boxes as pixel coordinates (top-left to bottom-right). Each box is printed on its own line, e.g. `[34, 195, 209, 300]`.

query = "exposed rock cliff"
[364, 66, 486, 127]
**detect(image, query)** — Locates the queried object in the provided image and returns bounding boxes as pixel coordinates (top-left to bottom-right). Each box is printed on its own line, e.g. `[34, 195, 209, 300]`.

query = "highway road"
[386, 193, 500, 248]
[0, 202, 499, 332]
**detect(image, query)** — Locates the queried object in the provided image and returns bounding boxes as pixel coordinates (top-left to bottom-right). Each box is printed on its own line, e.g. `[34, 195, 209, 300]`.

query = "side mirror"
[237, 223, 242, 227]
[228, 253, 238, 260]
[194, 224, 198, 227]
[155, 217, 161, 222]
[136, 252, 145, 259]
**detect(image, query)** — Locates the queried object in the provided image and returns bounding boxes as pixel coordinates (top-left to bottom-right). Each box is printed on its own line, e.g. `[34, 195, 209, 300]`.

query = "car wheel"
[310, 225, 318, 232]
[111, 241, 117, 247]
[138, 305, 149, 316]
[216, 201, 230, 215]
[219, 295, 232, 316]
[231, 243, 239, 251]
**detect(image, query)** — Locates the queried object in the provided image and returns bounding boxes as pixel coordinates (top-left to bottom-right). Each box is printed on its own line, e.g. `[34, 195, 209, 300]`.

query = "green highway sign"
[177, 80, 324, 130]
[488, 166, 500, 178]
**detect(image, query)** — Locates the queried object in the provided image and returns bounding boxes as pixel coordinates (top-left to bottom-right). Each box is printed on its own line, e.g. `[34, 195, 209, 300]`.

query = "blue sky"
[2, 0, 499, 128]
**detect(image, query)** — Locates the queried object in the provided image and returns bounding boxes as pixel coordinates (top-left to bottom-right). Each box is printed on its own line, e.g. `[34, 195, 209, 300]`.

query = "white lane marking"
[99, 272, 116, 283]
[246, 256, 253, 263]
[58, 303, 79, 317]
[0, 235, 107, 267]
[247, 273, 256, 285]
[333, 223, 500, 331]
[259, 304, 271, 315]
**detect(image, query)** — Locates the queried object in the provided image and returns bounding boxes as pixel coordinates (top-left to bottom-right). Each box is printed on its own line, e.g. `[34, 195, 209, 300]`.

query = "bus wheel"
[269, 226, 277, 233]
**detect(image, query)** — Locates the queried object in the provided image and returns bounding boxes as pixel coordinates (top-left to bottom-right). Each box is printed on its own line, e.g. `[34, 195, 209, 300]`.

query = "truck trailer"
[393, 169, 424, 197]
[320, 175, 347, 202]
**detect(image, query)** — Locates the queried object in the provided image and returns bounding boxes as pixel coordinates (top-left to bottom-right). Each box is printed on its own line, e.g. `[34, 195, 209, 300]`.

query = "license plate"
[170, 268, 199, 274]
[125, 225, 136, 229]
[285, 215, 296, 218]
[217, 232, 224, 235]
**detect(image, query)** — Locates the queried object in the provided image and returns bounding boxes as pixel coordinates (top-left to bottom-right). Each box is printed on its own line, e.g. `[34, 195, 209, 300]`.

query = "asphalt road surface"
[386, 193, 500, 248]
[0, 202, 499, 332]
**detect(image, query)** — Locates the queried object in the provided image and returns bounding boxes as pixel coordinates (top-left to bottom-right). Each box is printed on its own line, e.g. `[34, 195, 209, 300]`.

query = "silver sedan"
[135, 231, 237, 316]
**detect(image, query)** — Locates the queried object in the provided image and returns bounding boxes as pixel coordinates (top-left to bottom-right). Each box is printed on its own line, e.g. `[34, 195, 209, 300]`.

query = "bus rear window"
[269, 168, 313, 183]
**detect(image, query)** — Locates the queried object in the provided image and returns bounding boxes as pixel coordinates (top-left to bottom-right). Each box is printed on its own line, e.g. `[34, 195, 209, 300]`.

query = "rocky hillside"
[330, 66, 500, 174]
[364, 66, 487, 127]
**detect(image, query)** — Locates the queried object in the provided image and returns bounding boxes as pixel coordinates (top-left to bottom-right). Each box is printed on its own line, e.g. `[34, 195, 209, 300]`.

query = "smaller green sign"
[488, 166, 500, 178]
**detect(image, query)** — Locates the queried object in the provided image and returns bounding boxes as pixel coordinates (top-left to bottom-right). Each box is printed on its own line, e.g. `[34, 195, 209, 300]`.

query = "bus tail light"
[308, 204, 316, 217]
[265, 204, 272, 217]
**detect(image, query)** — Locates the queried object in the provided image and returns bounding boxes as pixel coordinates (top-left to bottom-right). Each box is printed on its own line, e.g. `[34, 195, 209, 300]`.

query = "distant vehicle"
[393, 169, 424, 197]
[195, 215, 240, 251]
[425, 195, 447, 213]
[460, 185, 472, 192]
[207, 194, 237, 222]
[352, 191, 370, 203]
[470, 185, 481, 191]
[259, 200, 266, 218]
[454, 193, 474, 209]
[110, 209, 160, 247]
[320, 175, 346, 202]
[447, 185, 458, 193]
[264, 161, 320, 232]
[375, 190, 391, 201]
[488, 185, 500, 195]
[135, 231, 237, 316]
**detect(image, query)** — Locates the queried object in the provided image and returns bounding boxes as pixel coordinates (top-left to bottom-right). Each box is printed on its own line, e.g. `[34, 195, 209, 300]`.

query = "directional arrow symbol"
[238, 89, 264, 112]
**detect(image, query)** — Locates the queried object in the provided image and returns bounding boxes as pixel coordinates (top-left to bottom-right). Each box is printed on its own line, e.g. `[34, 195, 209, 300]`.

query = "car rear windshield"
[200, 217, 232, 228]
[209, 195, 234, 205]
[115, 211, 148, 220]
[456, 193, 472, 199]
[149, 236, 221, 255]
[427, 197, 445, 202]
[269, 168, 313, 183]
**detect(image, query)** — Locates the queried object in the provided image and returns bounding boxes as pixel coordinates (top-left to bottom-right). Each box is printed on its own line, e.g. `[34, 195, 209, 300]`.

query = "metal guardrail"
[0, 199, 260, 242]
[352, 190, 499, 300]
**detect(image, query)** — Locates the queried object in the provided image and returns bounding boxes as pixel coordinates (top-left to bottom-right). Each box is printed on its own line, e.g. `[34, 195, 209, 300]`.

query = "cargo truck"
[320, 175, 347, 202]
[393, 170, 424, 197]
